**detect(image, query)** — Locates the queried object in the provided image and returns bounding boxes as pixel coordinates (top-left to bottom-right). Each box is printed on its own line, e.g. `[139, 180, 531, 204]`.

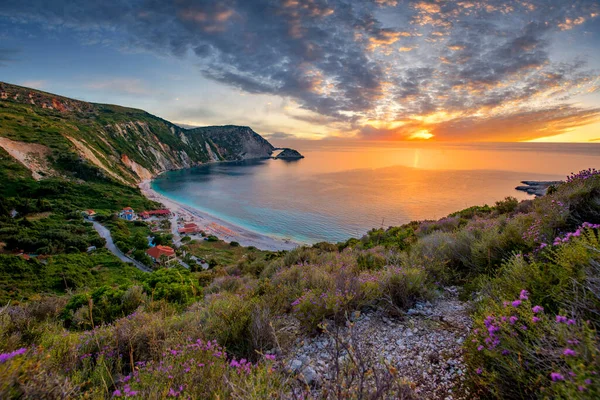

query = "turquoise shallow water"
[151, 142, 600, 244]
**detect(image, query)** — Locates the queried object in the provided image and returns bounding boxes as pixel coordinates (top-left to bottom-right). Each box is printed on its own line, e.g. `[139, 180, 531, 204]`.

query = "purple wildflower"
[0, 348, 27, 363]
[476, 368, 482, 375]
[512, 300, 521, 307]
[112, 390, 122, 397]
[550, 372, 564, 381]
[520, 290, 529, 300]
[509, 316, 518, 325]
[532, 305, 544, 313]
[556, 315, 568, 323]
[532, 316, 540, 323]
[563, 348, 577, 357]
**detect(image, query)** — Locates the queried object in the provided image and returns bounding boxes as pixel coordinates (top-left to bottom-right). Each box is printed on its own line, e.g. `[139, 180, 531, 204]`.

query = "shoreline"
[138, 179, 300, 252]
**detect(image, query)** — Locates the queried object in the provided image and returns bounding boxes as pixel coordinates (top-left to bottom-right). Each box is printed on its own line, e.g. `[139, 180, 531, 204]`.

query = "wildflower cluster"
[467, 290, 600, 398]
[109, 338, 281, 398]
[0, 348, 27, 363]
[566, 168, 600, 183]
[551, 222, 600, 246]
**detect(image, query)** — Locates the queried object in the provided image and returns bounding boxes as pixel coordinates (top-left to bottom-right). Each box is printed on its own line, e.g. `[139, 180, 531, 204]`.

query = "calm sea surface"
[152, 141, 600, 244]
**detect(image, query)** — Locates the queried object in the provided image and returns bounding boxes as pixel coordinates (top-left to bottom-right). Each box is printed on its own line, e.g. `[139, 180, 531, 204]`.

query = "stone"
[301, 366, 320, 386]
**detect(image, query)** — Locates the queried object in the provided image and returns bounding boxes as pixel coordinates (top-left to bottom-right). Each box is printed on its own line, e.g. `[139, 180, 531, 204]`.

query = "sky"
[1, 0, 599, 142]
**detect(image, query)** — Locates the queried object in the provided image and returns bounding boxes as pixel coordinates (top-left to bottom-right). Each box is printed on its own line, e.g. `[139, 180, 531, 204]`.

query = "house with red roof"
[146, 245, 176, 263]
[139, 209, 171, 219]
[178, 222, 200, 235]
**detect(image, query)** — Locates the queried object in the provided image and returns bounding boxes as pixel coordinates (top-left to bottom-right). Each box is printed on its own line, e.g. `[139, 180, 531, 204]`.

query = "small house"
[139, 209, 171, 219]
[146, 245, 176, 263]
[119, 207, 135, 221]
[178, 222, 200, 235]
[83, 209, 97, 220]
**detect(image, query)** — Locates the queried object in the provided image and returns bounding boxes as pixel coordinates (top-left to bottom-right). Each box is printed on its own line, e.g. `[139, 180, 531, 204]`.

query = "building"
[119, 207, 135, 221]
[146, 245, 176, 263]
[178, 222, 200, 235]
[139, 209, 171, 219]
[83, 209, 96, 220]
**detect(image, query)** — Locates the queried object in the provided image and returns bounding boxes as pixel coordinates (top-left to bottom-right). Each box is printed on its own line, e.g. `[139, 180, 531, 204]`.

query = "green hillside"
[0, 82, 275, 187]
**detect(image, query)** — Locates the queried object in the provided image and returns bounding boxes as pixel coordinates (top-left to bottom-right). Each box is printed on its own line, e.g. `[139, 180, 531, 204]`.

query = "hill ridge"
[0, 81, 279, 185]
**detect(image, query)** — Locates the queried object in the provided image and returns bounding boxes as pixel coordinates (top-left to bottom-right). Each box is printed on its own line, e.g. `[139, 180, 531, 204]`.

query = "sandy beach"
[139, 179, 299, 251]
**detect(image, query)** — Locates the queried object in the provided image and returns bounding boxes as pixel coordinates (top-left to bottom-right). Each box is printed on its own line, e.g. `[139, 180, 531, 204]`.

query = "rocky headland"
[515, 180, 562, 196]
[274, 148, 305, 159]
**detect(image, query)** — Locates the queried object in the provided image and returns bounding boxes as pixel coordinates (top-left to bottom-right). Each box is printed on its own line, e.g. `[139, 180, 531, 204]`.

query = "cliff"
[0, 82, 278, 185]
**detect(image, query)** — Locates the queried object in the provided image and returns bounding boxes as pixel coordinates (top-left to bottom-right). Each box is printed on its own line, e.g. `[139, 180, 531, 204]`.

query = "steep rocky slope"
[274, 148, 304, 159]
[0, 82, 276, 185]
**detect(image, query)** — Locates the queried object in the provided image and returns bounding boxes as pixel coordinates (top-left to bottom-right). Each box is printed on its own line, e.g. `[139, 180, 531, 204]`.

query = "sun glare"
[408, 130, 434, 140]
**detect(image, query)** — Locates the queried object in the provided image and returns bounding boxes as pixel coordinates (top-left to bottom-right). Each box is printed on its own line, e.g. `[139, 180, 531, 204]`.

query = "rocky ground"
[283, 287, 473, 399]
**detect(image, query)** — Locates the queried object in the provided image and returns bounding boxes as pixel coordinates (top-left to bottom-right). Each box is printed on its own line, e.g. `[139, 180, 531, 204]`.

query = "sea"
[152, 141, 600, 244]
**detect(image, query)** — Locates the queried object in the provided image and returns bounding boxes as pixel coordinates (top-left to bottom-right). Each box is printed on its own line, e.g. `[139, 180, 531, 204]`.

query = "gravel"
[284, 287, 473, 399]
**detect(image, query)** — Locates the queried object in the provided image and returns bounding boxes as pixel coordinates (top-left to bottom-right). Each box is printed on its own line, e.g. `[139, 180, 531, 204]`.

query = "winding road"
[91, 221, 152, 272]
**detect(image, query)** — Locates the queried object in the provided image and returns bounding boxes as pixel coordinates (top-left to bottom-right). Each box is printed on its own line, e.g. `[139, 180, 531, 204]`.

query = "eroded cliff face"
[0, 82, 278, 186]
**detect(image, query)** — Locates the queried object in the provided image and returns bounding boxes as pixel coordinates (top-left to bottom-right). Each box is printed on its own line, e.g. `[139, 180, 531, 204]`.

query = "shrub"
[198, 293, 255, 358]
[466, 291, 600, 399]
[379, 267, 432, 314]
[356, 249, 387, 271]
[495, 196, 519, 214]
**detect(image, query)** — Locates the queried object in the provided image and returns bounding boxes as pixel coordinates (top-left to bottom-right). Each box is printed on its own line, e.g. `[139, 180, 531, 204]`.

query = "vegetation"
[2, 85, 600, 397]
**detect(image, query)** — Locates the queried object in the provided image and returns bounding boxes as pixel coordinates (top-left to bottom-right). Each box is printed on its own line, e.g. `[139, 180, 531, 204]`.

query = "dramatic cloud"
[1, 0, 599, 141]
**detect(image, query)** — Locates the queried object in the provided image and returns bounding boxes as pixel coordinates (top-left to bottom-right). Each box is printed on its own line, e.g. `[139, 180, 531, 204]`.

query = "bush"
[495, 196, 519, 214]
[356, 250, 387, 271]
[466, 291, 600, 399]
[379, 267, 432, 314]
[197, 293, 255, 357]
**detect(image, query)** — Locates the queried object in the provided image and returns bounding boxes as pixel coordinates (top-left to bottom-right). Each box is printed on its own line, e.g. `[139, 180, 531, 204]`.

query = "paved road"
[91, 221, 152, 272]
[170, 214, 182, 247]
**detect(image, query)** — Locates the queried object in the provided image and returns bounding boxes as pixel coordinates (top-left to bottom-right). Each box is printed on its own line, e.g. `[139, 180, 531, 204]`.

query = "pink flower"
[264, 354, 276, 361]
[556, 315, 568, 323]
[519, 290, 529, 300]
[477, 345, 484, 351]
